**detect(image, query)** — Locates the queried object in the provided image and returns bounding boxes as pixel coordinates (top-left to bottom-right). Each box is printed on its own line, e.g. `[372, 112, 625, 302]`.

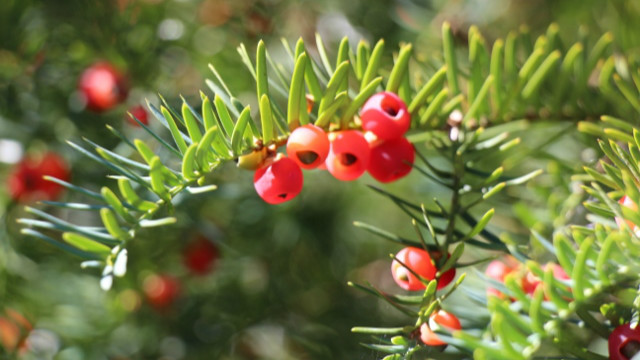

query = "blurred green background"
[1, 0, 640, 359]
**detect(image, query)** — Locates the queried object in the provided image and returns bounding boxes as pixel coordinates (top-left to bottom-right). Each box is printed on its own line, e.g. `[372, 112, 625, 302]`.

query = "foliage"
[5, 0, 640, 359]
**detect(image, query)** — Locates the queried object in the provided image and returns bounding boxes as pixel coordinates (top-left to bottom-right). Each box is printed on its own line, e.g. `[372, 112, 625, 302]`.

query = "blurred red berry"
[325, 130, 370, 181]
[360, 91, 410, 140]
[485, 258, 518, 298]
[367, 137, 415, 183]
[420, 310, 461, 346]
[143, 274, 180, 309]
[286, 124, 330, 169]
[0, 309, 31, 354]
[253, 155, 303, 204]
[79, 62, 128, 112]
[391, 247, 436, 291]
[522, 263, 570, 299]
[183, 236, 219, 275]
[609, 323, 640, 360]
[7, 152, 70, 202]
[126, 105, 149, 126]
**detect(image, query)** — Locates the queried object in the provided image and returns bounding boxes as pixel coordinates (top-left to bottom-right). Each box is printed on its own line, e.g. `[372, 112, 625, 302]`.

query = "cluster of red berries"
[253, 91, 415, 204]
[78, 62, 148, 126]
[390, 246, 456, 291]
[485, 256, 569, 300]
[6, 152, 70, 203]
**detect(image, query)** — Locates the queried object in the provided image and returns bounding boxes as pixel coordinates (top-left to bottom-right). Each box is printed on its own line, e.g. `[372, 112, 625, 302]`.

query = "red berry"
[0, 309, 31, 354]
[253, 155, 303, 204]
[391, 247, 436, 291]
[521, 270, 541, 295]
[360, 91, 410, 140]
[286, 124, 330, 169]
[367, 137, 415, 183]
[79, 62, 128, 112]
[126, 105, 149, 126]
[420, 310, 462, 346]
[609, 323, 640, 360]
[522, 263, 571, 300]
[183, 236, 219, 275]
[616, 195, 639, 232]
[325, 130, 370, 181]
[436, 260, 456, 290]
[0, 317, 21, 353]
[7, 152, 70, 202]
[143, 274, 180, 309]
[485, 258, 518, 298]
[430, 251, 456, 290]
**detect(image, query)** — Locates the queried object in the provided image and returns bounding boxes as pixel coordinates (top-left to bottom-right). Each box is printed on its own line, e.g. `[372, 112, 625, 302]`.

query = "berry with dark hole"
[367, 137, 415, 183]
[253, 155, 303, 204]
[325, 130, 370, 181]
[286, 124, 330, 169]
[420, 310, 462, 346]
[609, 323, 640, 360]
[360, 91, 410, 140]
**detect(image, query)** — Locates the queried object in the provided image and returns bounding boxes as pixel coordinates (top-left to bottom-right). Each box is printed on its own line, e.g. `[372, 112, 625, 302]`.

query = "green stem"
[444, 141, 464, 250]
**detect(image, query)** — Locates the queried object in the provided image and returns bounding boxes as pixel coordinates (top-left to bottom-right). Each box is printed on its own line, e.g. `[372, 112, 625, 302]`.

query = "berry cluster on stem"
[250, 91, 415, 204]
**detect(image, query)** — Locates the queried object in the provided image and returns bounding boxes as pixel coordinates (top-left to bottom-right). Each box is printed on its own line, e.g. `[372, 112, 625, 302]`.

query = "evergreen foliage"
[10, 7, 640, 359]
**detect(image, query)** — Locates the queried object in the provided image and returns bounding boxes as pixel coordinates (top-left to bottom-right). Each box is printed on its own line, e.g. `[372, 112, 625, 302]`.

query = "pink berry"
[485, 258, 517, 299]
[79, 62, 128, 112]
[286, 124, 330, 169]
[368, 137, 415, 183]
[253, 156, 303, 204]
[325, 130, 370, 181]
[360, 91, 410, 140]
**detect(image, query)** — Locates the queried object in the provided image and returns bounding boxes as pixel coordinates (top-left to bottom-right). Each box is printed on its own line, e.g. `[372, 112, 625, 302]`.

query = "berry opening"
[396, 268, 409, 282]
[381, 96, 401, 117]
[622, 340, 640, 359]
[277, 193, 288, 199]
[23, 174, 36, 190]
[383, 105, 399, 117]
[339, 153, 358, 166]
[296, 151, 319, 165]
